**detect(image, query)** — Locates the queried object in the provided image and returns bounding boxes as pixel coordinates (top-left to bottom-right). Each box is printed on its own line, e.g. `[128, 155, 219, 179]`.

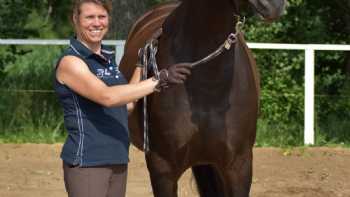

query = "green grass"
[0, 113, 349, 147]
[0, 91, 66, 144]
[0, 117, 349, 147]
[256, 118, 350, 148]
[0, 116, 66, 143]
[255, 118, 304, 147]
[0, 127, 66, 144]
[316, 116, 350, 147]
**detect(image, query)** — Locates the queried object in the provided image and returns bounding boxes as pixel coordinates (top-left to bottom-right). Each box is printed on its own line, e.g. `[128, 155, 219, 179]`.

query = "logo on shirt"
[96, 68, 111, 78]
[96, 66, 121, 79]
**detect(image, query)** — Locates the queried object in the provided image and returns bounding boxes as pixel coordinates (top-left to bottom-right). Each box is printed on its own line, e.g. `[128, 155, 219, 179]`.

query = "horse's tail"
[192, 165, 225, 197]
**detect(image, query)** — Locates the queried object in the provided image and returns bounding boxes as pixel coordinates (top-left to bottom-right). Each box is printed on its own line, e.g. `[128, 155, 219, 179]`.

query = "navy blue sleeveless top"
[54, 38, 129, 167]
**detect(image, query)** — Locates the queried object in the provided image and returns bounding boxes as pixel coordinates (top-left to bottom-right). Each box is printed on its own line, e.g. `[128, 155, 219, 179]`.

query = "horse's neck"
[161, 2, 237, 94]
[184, 1, 234, 38]
[164, 0, 236, 62]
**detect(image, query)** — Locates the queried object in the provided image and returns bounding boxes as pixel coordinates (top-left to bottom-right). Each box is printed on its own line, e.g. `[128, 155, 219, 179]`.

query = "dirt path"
[0, 144, 349, 197]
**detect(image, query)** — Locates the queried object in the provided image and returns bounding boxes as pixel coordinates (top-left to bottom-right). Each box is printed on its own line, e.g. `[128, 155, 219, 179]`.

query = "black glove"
[155, 63, 192, 91]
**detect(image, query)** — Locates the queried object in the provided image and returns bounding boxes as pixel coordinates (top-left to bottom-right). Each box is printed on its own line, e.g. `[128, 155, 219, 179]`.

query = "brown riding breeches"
[63, 162, 128, 197]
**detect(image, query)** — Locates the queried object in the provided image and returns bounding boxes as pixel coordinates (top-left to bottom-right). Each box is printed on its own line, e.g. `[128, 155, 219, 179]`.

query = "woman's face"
[75, 2, 109, 45]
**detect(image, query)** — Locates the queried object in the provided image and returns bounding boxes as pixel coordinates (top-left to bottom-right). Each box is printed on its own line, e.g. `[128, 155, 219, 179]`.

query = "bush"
[0, 46, 65, 141]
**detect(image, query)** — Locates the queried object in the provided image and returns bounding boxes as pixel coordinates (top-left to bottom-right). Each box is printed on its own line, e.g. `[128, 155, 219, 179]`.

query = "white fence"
[248, 43, 350, 145]
[0, 39, 126, 65]
[2, 39, 350, 145]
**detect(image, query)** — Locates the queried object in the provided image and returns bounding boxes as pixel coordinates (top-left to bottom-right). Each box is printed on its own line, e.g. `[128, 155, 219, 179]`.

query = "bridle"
[188, 15, 245, 67]
[137, 15, 245, 152]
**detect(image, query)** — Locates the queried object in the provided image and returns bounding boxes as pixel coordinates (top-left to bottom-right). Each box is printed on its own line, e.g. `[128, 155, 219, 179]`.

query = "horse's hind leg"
[222, 150, 253, 197]
[146, 152, 179, 197]
[192, 165, 225, 197]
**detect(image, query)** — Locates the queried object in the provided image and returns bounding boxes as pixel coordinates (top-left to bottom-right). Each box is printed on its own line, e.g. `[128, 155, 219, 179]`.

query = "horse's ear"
[248, 0, 285, 21]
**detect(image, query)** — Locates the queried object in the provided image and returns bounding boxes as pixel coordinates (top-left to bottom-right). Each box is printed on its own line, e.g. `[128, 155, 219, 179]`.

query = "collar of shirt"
[69, 37, 115, 64]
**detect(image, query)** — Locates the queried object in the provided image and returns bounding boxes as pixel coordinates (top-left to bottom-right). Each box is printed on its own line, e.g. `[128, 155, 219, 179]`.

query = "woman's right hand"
[159, 62, 192, 84]
[154, 63, 192, 91]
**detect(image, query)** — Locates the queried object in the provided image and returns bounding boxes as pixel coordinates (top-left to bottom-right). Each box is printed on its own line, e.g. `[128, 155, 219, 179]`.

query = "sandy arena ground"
[0, 144, 349, 197]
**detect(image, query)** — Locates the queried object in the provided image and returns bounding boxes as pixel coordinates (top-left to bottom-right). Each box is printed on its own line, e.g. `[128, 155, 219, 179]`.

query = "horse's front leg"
[146, 152, 180, 197]
[221, 149, 253, 197]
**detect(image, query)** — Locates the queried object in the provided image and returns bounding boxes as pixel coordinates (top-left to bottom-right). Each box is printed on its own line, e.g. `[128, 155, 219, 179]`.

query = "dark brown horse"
[119, 0, 285, 196]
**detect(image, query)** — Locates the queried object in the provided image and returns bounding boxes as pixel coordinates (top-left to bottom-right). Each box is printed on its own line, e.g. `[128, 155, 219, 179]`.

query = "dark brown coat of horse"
[119, 0, 285, 196]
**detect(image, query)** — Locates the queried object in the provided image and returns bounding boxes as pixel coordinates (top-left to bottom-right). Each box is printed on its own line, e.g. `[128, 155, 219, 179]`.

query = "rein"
[137, 16, 245, 152]
[136, 31, 161, 152]
[190, 17, 245, 67]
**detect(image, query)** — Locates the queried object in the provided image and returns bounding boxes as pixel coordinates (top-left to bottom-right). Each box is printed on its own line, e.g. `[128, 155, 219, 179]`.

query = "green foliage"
[0, 46, 65, 142]
[256, 50, 304, 123]
[0, 0, 68, 38]
[0, 126, 66, 144]
[3, 46, 63, 89]
[50, 0, 74, 37]
[0, 90, 65, 142]
[243, 0, 350, 146]
[0, 0, 36, 38]
[0, 0, 70, 142]
[255, 119, 304, 147]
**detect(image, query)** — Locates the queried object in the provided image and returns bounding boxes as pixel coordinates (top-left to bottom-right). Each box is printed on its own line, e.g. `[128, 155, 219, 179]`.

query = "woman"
[54, 0, 191, 196]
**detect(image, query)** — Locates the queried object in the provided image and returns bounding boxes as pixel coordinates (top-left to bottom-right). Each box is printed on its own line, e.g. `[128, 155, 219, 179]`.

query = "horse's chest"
[193, 111, 228, 137]
[187, 86, 232, 128]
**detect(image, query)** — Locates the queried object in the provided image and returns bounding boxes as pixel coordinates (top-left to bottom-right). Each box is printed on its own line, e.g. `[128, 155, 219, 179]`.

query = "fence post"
[115, 41, 125, 65]
[304, 48, 315, 145]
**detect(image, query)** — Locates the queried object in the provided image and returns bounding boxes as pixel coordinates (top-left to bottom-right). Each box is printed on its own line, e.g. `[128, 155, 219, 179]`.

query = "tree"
[107, 0, 147, 39]
[243, 0, 350, 145]
[108, 0, 168, 39]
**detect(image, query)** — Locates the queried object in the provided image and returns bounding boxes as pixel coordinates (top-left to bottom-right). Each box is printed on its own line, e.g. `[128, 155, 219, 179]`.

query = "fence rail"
[0, 39, 125, 65]
[2, 39, 350, 145]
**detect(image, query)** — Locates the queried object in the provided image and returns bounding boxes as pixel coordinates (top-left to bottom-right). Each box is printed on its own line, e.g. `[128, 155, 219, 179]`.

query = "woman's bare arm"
[56, 56, 158, 108]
